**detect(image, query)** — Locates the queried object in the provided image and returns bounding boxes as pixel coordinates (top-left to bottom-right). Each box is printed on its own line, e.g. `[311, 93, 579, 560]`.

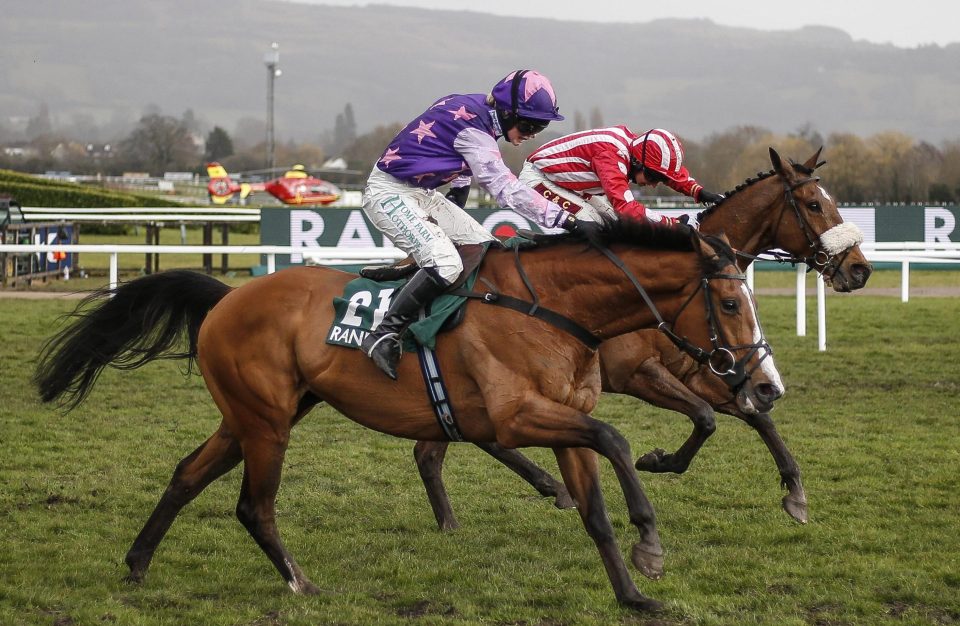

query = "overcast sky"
[292, 0, 958, 48]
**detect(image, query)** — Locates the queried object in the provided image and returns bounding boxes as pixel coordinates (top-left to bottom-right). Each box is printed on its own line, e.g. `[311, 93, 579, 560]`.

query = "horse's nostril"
[854, 263, 873, 284]
[756, 383, 783, 404]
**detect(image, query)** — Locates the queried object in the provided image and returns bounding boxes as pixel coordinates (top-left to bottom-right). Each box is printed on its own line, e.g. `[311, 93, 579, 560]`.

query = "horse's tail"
[35, 270, 233, 410]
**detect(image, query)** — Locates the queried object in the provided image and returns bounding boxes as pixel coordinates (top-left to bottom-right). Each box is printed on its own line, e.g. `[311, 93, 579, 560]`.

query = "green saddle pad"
[326, 272, 478, 352]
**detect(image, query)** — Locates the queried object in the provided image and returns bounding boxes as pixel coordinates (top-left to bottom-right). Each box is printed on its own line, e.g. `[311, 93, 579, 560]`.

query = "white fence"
[1, 242, 958, 352]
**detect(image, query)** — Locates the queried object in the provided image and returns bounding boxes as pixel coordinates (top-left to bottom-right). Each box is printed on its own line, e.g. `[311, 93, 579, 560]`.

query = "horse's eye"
[721, 299, 739, 313]
[808, 201, 822, 212]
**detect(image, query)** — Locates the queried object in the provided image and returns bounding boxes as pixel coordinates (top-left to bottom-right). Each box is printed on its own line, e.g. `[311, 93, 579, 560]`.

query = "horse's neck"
[698, 179, 784, 259]
[492, 245, 697, 342]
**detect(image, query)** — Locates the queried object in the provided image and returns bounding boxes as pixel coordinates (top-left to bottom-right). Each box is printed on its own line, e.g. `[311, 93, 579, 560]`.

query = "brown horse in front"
[414, 147, 872, 529]
[35, 221, 783, 611]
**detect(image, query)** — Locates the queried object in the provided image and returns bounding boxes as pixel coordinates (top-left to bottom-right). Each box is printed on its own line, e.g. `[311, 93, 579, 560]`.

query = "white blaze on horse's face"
[817, 184, 834, 205]
[740, 282, 785, 409]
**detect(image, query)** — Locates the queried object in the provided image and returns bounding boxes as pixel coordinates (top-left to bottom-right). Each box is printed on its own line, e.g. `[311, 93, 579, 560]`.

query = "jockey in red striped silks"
[520, 126, 725, 226]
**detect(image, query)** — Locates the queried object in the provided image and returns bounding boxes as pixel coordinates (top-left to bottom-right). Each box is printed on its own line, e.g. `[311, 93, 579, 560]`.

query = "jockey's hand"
[560, 213, 603, 242]
[444, 185, 470, 208]
[698, 190, 725, 205]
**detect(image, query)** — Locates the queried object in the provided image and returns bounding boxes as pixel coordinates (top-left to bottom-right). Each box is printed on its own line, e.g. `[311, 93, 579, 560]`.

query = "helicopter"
[206, 162, 341, 206]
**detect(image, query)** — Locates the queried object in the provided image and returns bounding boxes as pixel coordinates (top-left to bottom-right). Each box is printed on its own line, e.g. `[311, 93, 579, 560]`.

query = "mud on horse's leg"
[125, 425, 242, 584]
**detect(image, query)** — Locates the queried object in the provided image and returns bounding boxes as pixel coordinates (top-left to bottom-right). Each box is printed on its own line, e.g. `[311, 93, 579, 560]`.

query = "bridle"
[593, 242, 773, 392]
[454, 232, 772, 392]
[770, 175, 855, 281]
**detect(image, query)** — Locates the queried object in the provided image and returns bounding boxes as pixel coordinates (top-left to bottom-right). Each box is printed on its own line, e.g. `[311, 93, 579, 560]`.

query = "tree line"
[2, 104, 959, 204]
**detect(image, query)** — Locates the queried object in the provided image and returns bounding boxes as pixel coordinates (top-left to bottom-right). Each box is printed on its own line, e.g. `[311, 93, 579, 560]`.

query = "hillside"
[3, 0, 960, 143]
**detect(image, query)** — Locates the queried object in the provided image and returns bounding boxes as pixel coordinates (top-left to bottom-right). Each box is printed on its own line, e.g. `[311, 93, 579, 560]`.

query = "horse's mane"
[528, 216, 695, 253]
[696, 159, 815, 222]
[517, 217, 737, 275]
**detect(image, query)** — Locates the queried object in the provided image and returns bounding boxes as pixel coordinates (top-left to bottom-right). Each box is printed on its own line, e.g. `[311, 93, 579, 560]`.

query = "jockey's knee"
[427, 242, 462, 284]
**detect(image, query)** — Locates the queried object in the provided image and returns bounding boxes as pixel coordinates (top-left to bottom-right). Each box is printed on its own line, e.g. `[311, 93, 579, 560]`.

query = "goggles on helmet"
[516, 117, 550, 135]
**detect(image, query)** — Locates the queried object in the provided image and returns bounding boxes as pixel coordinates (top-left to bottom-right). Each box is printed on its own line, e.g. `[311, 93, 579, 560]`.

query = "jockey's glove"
[698, 190, 725, 205]
[560, 213, 603, 241]
[444, 185, 470, 208]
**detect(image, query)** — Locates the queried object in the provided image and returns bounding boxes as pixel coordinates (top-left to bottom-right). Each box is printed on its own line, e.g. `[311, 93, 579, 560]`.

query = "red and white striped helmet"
[630, 128, 691, 184]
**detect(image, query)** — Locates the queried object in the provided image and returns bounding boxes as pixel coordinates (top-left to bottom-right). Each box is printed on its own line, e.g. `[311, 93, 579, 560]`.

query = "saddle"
[359, 243, 490, 333]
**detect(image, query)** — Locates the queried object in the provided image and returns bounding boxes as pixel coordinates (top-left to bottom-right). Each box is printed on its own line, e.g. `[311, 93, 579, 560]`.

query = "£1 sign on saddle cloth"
[326, 276, 471, 351]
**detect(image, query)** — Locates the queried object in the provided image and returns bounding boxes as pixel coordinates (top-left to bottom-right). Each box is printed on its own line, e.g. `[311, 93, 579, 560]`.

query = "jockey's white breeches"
[362, 168, 495, 284]
[518, 162, 617, 223]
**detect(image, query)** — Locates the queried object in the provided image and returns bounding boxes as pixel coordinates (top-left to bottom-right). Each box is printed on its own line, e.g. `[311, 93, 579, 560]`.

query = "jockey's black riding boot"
[361, 269, 448, 380]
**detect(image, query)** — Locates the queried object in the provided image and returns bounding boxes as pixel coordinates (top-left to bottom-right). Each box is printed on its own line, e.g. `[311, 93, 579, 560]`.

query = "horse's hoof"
[438, 518, 461, 532]
[619, 594, 664, 613]
[289, 578, 322, 595]
[123, 572, 145, 585]
[552, 486, 576, 510]
[631, 543, 664, 580]
[782, 494, 809, 524]
[635, 448, 668, 472]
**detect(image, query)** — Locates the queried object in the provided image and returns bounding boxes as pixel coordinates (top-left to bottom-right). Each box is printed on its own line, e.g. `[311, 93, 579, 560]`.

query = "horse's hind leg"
[475, 442, 574, 509]
[125, 424, 242, 583]
[553, 447, 663, 613]
[413, 441, 460, 531]
[413, 441, 574, 531]
[235, 436, 320, 594]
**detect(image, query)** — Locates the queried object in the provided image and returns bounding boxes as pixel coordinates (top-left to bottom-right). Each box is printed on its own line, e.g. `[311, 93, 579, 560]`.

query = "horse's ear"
[769, 147, 784, 174]
[690, 228, 717, 259]
[802, 146, 824, 171]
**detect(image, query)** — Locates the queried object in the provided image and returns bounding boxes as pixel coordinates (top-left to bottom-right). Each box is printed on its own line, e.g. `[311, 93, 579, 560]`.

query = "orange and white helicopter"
[206, 162, 341, 205]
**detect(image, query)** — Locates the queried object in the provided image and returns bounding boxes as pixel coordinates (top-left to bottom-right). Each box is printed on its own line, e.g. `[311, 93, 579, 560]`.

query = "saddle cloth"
[326, 272, 477, 352]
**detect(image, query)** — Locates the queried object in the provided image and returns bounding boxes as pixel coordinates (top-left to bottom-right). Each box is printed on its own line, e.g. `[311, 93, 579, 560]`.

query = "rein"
[593, 243, 770, 390]
[452, 237, 770, 391]
[450, 245, 601, 350]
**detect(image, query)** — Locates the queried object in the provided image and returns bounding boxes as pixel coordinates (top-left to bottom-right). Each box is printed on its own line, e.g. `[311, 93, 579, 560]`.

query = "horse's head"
[699, 147, 873, 292]
[768, 147, 873, 291]
[669, 231, 785, 414]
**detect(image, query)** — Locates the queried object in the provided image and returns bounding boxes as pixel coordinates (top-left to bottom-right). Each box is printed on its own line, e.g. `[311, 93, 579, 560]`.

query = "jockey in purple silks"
[361, 69, 589, 380]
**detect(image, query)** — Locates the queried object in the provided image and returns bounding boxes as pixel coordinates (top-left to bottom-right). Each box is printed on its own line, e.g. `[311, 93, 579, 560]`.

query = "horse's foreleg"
[553, 447, 663, 612]
[413, 441, 459, 531]
[495, 399, 663, 583]
[618, 360, 716, 475]
[740, 412, 808, 523]
[235, 436, 321, 595]
[474, 442, 574, 509]
[125, 424, 242, 584]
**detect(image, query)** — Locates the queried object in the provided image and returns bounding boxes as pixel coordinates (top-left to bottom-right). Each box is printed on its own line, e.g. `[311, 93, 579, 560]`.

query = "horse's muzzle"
[831, 262, 873, 292]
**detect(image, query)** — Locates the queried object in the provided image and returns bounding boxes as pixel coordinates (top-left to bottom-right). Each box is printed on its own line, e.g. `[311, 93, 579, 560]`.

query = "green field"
[1, 288, 958, 625]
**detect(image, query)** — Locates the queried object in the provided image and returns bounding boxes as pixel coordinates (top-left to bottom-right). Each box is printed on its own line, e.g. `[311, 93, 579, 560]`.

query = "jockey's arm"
[665, 174, 704, 201]
[454, 128, 568, 229]
[592, 151, 661, 222]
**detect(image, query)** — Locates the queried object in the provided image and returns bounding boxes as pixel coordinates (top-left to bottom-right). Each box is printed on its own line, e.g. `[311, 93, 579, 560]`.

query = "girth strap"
[416, 329, 464, 441]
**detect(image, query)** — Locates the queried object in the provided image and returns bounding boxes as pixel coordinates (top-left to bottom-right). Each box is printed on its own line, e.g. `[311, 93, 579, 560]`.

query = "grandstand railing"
[0, 242, 957, 351]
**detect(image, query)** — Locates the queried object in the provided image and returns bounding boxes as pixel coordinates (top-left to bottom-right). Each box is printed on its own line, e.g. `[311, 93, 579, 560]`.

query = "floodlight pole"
[264, 42, 281, 172]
